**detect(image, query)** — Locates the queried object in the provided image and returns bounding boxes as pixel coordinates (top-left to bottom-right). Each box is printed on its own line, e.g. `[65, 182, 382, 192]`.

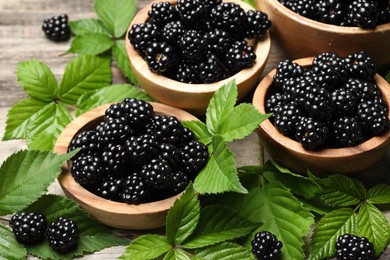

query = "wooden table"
[0, 0, 389, 259]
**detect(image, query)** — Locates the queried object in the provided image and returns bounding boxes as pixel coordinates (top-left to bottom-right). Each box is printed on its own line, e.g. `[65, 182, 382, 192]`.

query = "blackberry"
[346, 78, 378, 103]
[305, 87, 332, 122]
[312, 52, 343, 90]
[348, 0, 379, 29]
[9, 212, 47, 245]
[128, 23, 159, 53]
[284, 0, 315, 18]
[144, 41, 179, 74]
[176, 0, 209, 29]
[47, 217, 79, 253]
[96, 176, 123, 201]
[181, 127, 196, 144]
[180, 140, 208, 175]
[358, 101, 389, 136]
[174, 63, 200, 84]
[141, 158, 172, 189]
[198, 52, 229, 83]
[283, 76, 318, 106]
[378, 0, 390, 24]
[295, 117, 329, 150]
[105, 103, 123, 121]
[149, 115, 184, 145]
[148, 2, 179, 28]
[170, 171, 190, 194]
[96, 117, 133, 144]
[210, 3, 247, 35]
[179, 30, 207, 63]
[274, 102, 302, 137]
[42, 14, 70, 42]
[161, 20, 184, 45]
[342, 51, 376, 81]
[102, 143, 127, 176]
[125, 134, 159, 167]
[121, 172, 151, 204]
[273, 60, 304, 88]
[313, 0, 346, 25]
[265, 92, 284, 117]
[68, 130, 100, 155]
[336, 234, 375, 260]
[332, 117, 364, 147]
[71, 155, 104, 187]
[224, 40, 256, 74]
[120, 98, 154, 130]
[204, 29, 232, 55]
[251, 231, 283, 260]
[158, 142, 181, 169]
[245, 10, 272, 39]
[331, 88, 357, 115]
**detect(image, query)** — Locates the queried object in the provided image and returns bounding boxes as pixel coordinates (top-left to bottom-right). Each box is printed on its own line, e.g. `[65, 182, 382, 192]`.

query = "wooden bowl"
[252, 57, 390, 175]
[256, 0, 390, 69]
[126, 0, 271, 115]
[54, 102, 200, 229]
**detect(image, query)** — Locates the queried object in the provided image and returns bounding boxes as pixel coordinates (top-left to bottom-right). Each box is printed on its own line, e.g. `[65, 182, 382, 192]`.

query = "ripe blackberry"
[204, 29, 232, 55]
[42, 14, 70, 42]
[96, 118, 133, 144]
[174, 63, 200, 84]
[180, 140, 208, 175]
[251, 231, 283, 260]
[121, 172, 151, 204]
[331, 88, 357, 115]
[295, 117, 329, 150]
[96, 175, 123, 201]
[68, 130, 101, 155]
[284, 0, 315, 18]
[283, 76, 318, 106]
[105, 103, 123, 121]
[149, 115, 184, 145]
[144, 41, 179, 74]
[198, 52, 229, 83]
[305, 87, 332, 122]
[176, 0, 209, 29]
[274, 102, 302, 137]
[346, 78, 378, 103]
[266, 92, 284, 121]
[210, 3, 247, 35]
[273, 60, 304, 88]
[9, 212, 47, 245]
[181, 127, 196, 144]
[378, 0, 390, 24]
[71, 155, 104, 187]
[102, 143, 127, 176]
[342, 51, 376, 80]
[161, 20, 184, 45]
[159, 142, 181, 169]
[47, 217, 79, 253]
[245, 10, 272, 39]
[120, 98, 154, 130]
[179, 30, 207, 63]
[348, 0, 379, 29]
[224, 40, 256, 74]
[128, 23, 160, 53]
[332, 117, 364, 147]
[141, 158, 172, 189]
[313, 0, 346, 25]
[148, 2, 179, 28]
[170, 171, 190, 194]
[336, 234, 375, 260]
[358, 101, 389, 136]
[126, 134, 159, 167]
[312, 52, 343, 90]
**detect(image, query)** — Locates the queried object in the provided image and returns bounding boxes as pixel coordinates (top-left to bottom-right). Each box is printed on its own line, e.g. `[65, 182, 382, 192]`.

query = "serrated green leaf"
[120, 235, 171, 260]
[367, 184, 390, 205]
[194, 136, 247, 194]
[59, 55, 111, 105]
[25, 195, 128, 259]
[242, 0, 256, 8]
[206, 80, 237, 134]
[0, 150, 77, 215]
[299, 196, 334, 215]
[357, 202, 390, 255]
[94, 0, 136, 38]
[75, 84, 152, 117]
[182, 120, 212, 146]
[195, 242, 253, 260]
[17, 59, 58, 101]
[183, 205, 257, 249]
[113, 40, 139, 84]
[218, 104, 269, 142]
[166, 184, 200, 246]
[237, 165, 262, 175]
[3, 97, 48, 140]
[69, 18, 111, 36]
[68, 33, 113, 55]
[309, 208, 357, 260]
[0, 224, 27, 260]
[163, 249, 191, 260]
[25, 102, 72, 151]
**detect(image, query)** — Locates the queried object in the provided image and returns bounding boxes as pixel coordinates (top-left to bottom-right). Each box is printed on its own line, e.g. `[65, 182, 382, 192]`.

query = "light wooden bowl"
[252, 57, 390, 175]
[256, 0, 390, 69]
[54, 102, 200, 230]
[126, 0, 271, 115]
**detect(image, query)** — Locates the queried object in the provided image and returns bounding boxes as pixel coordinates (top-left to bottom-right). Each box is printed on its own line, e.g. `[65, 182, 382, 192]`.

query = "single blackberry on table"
[96, 176, 123, 201]
[179, 30, 207, 64]
[141, 158, 173, 189]
[342, 51, 376, 80]
[180, 140, 208, 176]
[148, 115, 184, 145]
[120, 172, 151, 204]
[128, 23, 160, 54]
[313, 0, 346, 25]
[125, 134, 159, 167]
[295, 117, 329, 150]
[173, 63, 200, 84]
[244, 10, 272, 39]
[9, 212, 47, 245]
[224, 40, 256, 74]
[120, 98, 154, 130]
[210, 2, 247, 35]
[176, 0, 209, 29]
[331, 88, 357, 116]
[102, 143, 127, 176]
[68, 130, 101, 155]
[336, 234, 375, 260]
[71, 155, 104, 187]
[144, 41, 179, 74]
[47, 217, 79, 253]
[284, 0, 315, 18]
[265, 92, 285, 117]
[251, 231, 283, 260]
[170, 170, 190, 194]
[348, 0, 379, 29]
[358, 100, 389, 136]
[305, 87, 332, 122]
[332, 117, 364, 147]
[204, 29, 232, 55]
[198, 52, 229, 83]
[96, 117, 133, 144]
[273, 60, 304, 88]
[274, 102, 303, 137]
[346, 78, 378, 103]
[147, 1, 179, 28]
[161, 20, 184, 45]
[42, 14, 70, 42]
[158, 142, 181, 169]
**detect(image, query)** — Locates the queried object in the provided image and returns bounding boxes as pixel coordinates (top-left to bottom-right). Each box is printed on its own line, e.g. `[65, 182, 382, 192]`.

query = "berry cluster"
[42, 14, 71, 42]
[128, 0, 271, 84]
[266, 51, 389, 150]
[251, 230, 283, 260]
[10, 212, 79, 253]
[279, 0, 390, 29]
[69, 98, 208, 204]
[336, 234, 376, 260]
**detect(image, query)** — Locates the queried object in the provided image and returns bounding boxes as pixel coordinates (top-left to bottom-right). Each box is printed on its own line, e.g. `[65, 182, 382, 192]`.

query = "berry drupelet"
[10, 212, 47, 245]
[251, 231, 283, 260]
[42, 14, 71, 42]
[336, 234, 375, 260]
[47, 217, 79, 253]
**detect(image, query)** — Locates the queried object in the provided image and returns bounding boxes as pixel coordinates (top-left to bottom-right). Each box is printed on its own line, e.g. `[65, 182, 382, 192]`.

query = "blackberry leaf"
[164, 249, 191, 260]
[68, 33, 113, 55]
[113, 40, 139, 84]
[69, 18, 111, 36]
[367, 184, 390, 205]
[182, 120, 212, 146]
[195, 242, 253, 260]
[120, 234, 172, 260]
[386, 70, 390, 83]
[0, 224, 28, 260]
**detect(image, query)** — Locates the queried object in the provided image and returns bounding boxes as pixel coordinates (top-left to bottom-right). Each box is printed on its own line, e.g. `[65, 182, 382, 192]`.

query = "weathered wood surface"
[0, 0, 389, 259]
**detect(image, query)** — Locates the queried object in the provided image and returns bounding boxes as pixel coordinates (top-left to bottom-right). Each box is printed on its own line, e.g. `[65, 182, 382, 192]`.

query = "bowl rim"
[54, 102, 200, 216]
[252, 57, 390, 159]
[263, 0, 390, 34]
[125, 0, 271, 94]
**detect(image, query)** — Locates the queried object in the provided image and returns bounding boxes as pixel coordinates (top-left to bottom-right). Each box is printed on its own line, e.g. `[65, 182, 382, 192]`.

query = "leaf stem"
[0, 217, 10, 223]
[258, 140, 264, 169]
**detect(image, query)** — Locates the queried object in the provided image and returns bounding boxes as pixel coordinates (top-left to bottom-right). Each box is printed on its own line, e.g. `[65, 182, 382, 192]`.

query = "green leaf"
[183, 205, 257, 249]
[299, 196, 334, 215]
[385, 70, 390, 83]
[0, 224, 27, 260]
[194, 136, 247, 194]
[195, 242, 253, 260]
[182, 120, 212, 146]
[357, 202, 390, 255]
[0, 150, 77, 215]
[94, 0, 136, 38]
[75, 84, 152, 117]
[206, 80, 237, 134]
[3, 97, 48, 140]
[218, 104, 269, 142]
[242, 0, 256, 8]
[69, 18, 111, 36]
[113, 40, 139, 84]
[237, 165, 262, 175]
[166, 184, 200, 246]
[25, 195, 128, 259]
[367, 184, 390, 205]
[163, 249, 191, 260]
[68, 33, 113, 55]
[59, 55, 112, 105]
[309, 208, 357, 260]
[25, 102, 73, 151]
[17, 59, 58, 101]
[120, 235, 171, 260]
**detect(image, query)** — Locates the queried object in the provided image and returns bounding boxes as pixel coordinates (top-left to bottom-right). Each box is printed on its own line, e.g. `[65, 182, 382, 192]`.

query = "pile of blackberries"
[266, 51, 389, 150]
[128, 0, 271, 84]
[68, 98, 208, 204]
[279, 0, 390, 29]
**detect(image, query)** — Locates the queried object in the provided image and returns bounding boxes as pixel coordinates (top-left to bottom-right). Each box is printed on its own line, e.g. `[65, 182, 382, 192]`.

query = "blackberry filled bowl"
[126, 0, 271, 115]
[252, 56, 390, 175]
[54, 101, 204, 229]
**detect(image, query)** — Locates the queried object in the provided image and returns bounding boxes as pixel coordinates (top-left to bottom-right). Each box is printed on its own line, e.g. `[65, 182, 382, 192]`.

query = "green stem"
[258, 140, 264, 169]
[0, 217, 10, 223]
